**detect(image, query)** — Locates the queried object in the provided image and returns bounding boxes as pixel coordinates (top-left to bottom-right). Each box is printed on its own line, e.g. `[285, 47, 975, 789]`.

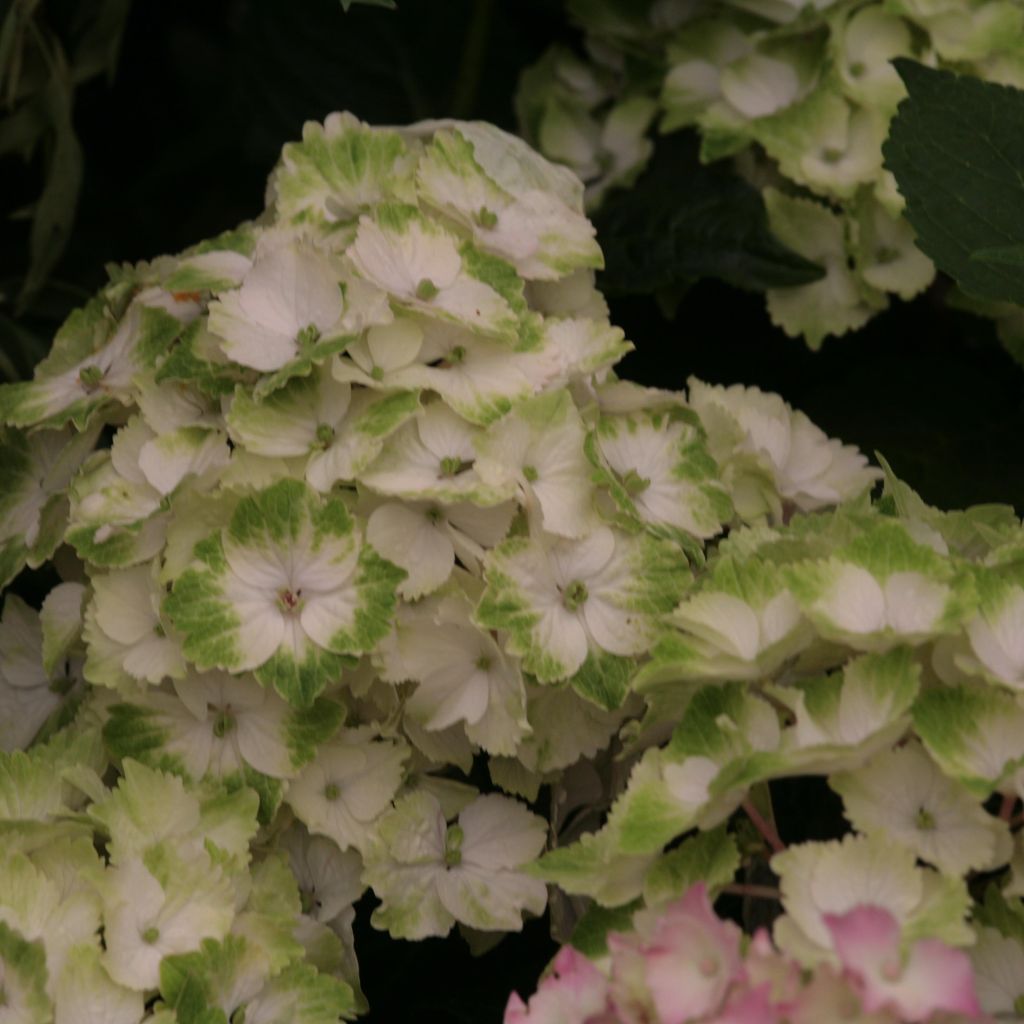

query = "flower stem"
[742, 798, 785, 854]
[721, 883, 781, 901]
[999, 792, 1018, 821]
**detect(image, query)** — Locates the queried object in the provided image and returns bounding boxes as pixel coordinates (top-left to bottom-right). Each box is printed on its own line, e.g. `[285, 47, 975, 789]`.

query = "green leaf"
[643, 827, 740, 907]
[971, 244, 1024, 268]
[884, 60, 1024, 307]
[569, 899, 641, 957]
[19, 44, 84, 311]
[593, 131, 824, 296]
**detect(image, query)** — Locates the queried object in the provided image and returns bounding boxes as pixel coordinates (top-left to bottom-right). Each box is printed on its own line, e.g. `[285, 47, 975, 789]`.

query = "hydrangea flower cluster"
[506, 884, 987, 1024]
[1, 110, 1023, 1022]
[517, 0, 1024, 345]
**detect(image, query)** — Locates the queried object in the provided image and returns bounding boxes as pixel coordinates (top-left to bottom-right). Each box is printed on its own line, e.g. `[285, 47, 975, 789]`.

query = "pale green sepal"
[348, 204, 522, 343]
[528, 826, 655, 907]
[772, 833, 973, 967]
[39, 583, 87, 678]
[763, 188, 886, 348]
[642, 827, 740, 907]
[242, 962, 357, 1024]
[912, 684, 1024, 797]
[830, 740, 1011, 875]
[0, 920, 52, 1022]
[55, 942, 143, 1024]
[269, 111, 419, 230]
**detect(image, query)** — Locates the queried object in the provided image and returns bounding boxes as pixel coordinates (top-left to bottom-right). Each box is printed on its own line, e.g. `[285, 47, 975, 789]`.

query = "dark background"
[3, 1, 1024, 1018]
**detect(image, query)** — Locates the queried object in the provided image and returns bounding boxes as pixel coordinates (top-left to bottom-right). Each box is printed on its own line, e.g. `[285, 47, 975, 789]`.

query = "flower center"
[915, 807, 936, 830]
[324, 782, 341, 801]
[78, 364, 104, 391]
[212, 709, 235, 738]
[622, 469, 650, 495]
[440, 456, 472, 477]
[277, 587, 304, 614]
[522, 464, 539, 483]
[562, 580, 589, 611]
[297, 323, 321, 349]
[416, 278, 439, 301]
[444, 823, 464, 868]
[474, 206, 498, 230]
[475, 654, 492, 671]
[141, 926, 160, 944]
[315, 423, 335, 449]
[698, 954, 719, 977]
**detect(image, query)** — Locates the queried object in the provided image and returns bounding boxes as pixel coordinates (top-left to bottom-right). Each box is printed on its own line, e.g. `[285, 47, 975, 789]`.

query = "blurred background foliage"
[2, 2, 1024, 1019]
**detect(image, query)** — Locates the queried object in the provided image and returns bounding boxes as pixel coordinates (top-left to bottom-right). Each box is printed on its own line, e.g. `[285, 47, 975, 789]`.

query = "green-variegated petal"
[516, 682, 627, 774]
[529, 825, 655, 907]
[590, 406, 731, 543]
[162, 247, 253, 294]
[382, 323, 538, 427]
[305, 389, 421, 491]
[830, 741, 1009, 875]
[269, 111, 419, 230]
[102, 853, 236, 991]
[772, 647, 919, 774]
[771, 833, 972, 967]
[417, 128, 601, 281]
[84, 565, 185, 688]
[913, 684, 1024, 796]
[359, 402, 508, 505]
[39, 583, 87, 678]
[0, 424, 101, 586]
[0, 920, 52, 1022]
[0, 292, 195, 430]
[348, 204, 521, 342]
[642, 827, 740, 907]
[476, 528, 689, 683]
[959, 571, 1024, 689]
[55, 942, 144, 1024]
[475, 389, 597, 538]
[226, 367, 352, 458]
[376, 591, 529, 755]
[242, 962, 356, 1024]
[287, 729, 408, 853]
[66, 445, 167, 570]
[164, 480, 402, 706]
[762, 188, 886, 349]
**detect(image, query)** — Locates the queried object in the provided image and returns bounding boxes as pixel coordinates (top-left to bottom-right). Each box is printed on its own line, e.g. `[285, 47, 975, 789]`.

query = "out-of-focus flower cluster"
[506, 884, 988, 1024]
[517, 0, 1024, 346]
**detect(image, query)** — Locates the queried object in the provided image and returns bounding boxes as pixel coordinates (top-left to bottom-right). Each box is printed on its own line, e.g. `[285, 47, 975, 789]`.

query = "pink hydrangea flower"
[609, 883, 744, 1024]
[825, 904, 984, 1022]
[504, 945, 613, 1024]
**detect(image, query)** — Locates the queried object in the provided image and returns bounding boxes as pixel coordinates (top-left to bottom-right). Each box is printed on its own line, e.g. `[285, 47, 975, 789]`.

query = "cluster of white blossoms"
[0, 111, 1023, 1022]
[517, 0, 1024, 346]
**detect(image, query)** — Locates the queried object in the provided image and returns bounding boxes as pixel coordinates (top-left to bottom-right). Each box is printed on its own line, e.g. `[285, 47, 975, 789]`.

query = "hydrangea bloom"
[504, 884, 986, 1024]
[2, 106, 1024, 1023]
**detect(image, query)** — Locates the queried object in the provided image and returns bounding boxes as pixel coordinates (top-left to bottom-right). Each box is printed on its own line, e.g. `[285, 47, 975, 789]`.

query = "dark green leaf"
[971, 244, 1024, 268]
[593, 131, 824, 297]
[340, 0, 397, 10]
[884, 60, 1024, 307]
[18, 44, 83, 310]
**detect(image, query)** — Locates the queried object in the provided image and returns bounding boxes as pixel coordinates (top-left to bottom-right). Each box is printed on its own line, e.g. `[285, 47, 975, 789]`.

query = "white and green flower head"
[4, 105, 1016, 1023]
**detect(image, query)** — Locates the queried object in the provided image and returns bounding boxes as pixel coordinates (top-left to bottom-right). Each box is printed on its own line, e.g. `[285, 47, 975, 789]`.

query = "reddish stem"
[742, 798, 786, 854]
[999, 792, 1018, 822]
